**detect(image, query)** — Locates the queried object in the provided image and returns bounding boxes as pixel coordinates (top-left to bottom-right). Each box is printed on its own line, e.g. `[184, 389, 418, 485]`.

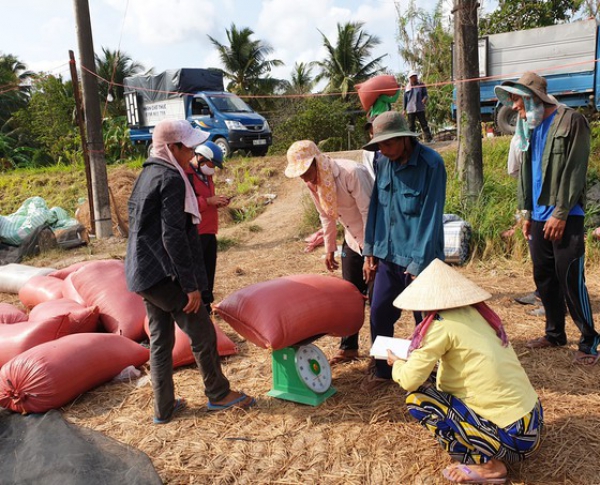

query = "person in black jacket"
[126, 120, 255, 424]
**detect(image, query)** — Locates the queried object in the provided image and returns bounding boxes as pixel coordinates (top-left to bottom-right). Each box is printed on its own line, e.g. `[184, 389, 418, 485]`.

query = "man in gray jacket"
[126, 120, 255, 423]
[495, 72, 599, 365]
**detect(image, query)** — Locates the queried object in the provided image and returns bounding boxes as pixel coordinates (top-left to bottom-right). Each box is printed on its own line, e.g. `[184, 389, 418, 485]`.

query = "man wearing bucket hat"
[361, 110, 446, 391]
[186, 141, 229, 315]
[126, 120, 255, 424]
[387, 259, 543, 484]
[404, 70, 433, 143]
[495, 71, 599, 366]
[285, 140, 374, 365]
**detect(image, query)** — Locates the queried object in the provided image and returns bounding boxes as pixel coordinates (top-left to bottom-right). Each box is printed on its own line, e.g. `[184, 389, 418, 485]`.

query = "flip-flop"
[329, 351, 360, 366]
[442, 465, 507, 484]
[573, 351, 600, 366]
[207, 393, 256, 411]
[153, 397, 187, 424]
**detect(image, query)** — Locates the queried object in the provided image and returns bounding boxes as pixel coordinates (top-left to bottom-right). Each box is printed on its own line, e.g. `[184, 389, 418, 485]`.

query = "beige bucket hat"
[393, 259, 492, 311]
[285, 140, 319, 178]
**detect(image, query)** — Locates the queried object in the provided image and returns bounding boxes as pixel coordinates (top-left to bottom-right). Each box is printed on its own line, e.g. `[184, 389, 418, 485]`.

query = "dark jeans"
[138, 277, 230, 420]
[530, 217, 598, 353]
[370, 260, 422, 379]
[339, 240, 368, 351]
[200, 233, 217, 313]
[408, 111, 432, 141]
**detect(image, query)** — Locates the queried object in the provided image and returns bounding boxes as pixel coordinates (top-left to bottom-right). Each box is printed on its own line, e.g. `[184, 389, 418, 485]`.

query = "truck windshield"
[208, 94, 254, 113]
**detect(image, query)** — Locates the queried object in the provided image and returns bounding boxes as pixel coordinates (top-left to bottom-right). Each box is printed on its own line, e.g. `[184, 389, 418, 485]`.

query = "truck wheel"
[146, 143, 153, 157]
[495, 106, 517, 135]
[214, 138, 230, 158]
[251, 147, 269, 157]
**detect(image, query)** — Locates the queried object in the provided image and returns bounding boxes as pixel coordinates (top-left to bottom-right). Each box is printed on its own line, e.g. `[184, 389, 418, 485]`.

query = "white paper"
[369, 336, 411, 360]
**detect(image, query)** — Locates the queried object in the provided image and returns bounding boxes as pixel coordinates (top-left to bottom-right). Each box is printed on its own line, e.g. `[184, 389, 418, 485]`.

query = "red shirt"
[185, 167, 218, 235]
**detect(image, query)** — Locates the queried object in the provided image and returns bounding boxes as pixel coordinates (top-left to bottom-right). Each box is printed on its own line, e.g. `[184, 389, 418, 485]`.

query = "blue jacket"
[363, 142, 446, 276]
[125, 157, 208, 294]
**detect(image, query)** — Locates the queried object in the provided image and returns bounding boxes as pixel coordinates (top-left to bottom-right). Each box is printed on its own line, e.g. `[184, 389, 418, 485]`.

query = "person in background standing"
[404, 70, 433, 143]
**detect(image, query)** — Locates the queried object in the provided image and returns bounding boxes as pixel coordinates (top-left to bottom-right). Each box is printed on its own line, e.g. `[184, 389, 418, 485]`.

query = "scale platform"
[267, 344, 335, 406]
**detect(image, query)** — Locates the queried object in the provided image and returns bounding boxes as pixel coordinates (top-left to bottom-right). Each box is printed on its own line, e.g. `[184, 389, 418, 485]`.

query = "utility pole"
[453, 0, 483, 200]
[72, 0, 113, 238]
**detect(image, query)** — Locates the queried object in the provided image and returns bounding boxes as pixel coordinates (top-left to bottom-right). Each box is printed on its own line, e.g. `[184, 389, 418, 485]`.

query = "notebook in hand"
[369, 336, 411, 360]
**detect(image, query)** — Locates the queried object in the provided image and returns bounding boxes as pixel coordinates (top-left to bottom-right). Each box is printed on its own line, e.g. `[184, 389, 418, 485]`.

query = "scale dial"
[294, 344, 332, 394]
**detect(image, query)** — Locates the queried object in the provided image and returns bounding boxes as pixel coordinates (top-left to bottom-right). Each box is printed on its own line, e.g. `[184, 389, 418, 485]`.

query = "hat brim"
[496, 81, 555, 106]
[284, 157, 314, 178]
[363, 131, 419, 151]
[182, 129, 209, 148]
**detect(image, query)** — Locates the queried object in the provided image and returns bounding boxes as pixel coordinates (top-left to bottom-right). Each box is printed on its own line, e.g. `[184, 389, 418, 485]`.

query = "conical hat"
[393, 259, 491, 311]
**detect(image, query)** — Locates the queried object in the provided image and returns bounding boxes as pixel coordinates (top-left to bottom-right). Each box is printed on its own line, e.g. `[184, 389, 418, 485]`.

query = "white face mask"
[200, 165, 215, 176]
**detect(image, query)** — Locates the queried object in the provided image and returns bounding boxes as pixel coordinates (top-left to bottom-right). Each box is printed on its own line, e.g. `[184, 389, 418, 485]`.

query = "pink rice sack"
[48, 261, 95, 280]
[0, 303, 28, 324]
[0, 315, 71, 368]
[214, 274, 365, 350]
[60, 260, 146, 341]
[28, 298, 100, 334]
[0, 333, 149, 414]
[18, 275, 64, 309]
[355, 75, 400, 112]
[143, 317, 238, 368]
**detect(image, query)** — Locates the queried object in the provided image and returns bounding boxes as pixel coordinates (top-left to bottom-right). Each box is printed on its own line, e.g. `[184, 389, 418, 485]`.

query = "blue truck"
[454, 19, 600, 134]
[123, 68, 272, 157]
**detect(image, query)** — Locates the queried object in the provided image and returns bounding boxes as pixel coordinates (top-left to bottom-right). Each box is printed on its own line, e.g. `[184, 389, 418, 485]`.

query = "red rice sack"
[0, 333, 149, 414]
[0, 303, 28, 324]
[61, 273, 86, 305]
[29, 299, 100, 334]
[0, 315, 70, 368]
[143, 317, 238, 368]
[355, 75, 400, 112]
[213, 274, 365, 350]
[62, 260, 146, 341]
[48, 261, 94, 280]
[18, 275, 64, 309]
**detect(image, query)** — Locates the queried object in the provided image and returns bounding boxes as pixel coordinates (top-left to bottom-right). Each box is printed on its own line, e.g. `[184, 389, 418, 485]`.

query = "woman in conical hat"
[387, 259, 543, 484]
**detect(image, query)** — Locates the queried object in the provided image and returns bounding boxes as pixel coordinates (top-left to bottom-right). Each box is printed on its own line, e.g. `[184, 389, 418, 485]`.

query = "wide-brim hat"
[153, 119, 208, 148]
[392, 259, 492, 311]
[363, 111, 418, 152]
[285, 140, 319, 178]
[494, 71, 556, 106]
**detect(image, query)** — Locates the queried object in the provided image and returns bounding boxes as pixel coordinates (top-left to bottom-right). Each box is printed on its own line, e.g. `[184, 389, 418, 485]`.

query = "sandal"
[525, 336, 563, 349]
[207, 392, 256, 411]
[329, 350, 360, 366]
[153, 397, 187, 424]
[573, 351, 600, 366]
[442, 465, 507, 484]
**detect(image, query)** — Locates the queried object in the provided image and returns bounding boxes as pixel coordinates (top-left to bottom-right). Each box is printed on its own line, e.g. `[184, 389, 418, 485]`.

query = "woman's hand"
[387, 349, 400, 366]
[207, 195, 229, 207]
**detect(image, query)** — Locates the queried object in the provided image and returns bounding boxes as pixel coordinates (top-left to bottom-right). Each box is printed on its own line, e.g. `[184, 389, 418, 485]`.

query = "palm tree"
[286, 62, 316, 95]
[94, 47, 147, 117]
[208, 24, 284, 96]
[314, 22, 386, 99]
[0, 53, 34, 128]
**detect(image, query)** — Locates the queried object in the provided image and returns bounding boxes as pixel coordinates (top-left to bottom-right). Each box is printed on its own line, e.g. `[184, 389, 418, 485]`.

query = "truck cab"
[189, 92, 271, 157]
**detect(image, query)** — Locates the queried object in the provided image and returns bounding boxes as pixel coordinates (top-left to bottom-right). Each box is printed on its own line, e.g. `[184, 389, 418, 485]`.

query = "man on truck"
[495, 72, 599, 366]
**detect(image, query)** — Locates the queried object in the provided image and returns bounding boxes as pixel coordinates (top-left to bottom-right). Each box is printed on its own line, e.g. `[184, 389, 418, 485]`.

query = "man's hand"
[522, 220, 532, 240]
[207, 195, 230, 208]
[183, 290, 201, 314]
[325, 252, 339, 272]
[543, 216, 566, 241]
[363, 256, 378, 283]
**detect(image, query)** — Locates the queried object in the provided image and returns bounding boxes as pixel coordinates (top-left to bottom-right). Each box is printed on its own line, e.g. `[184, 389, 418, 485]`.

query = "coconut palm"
[208, 24, 284, 96]
[0, 53, 33, 128]
[286, 62, 316, 95]
[94, 47, 147, 117]
[314, 22, 386, 99]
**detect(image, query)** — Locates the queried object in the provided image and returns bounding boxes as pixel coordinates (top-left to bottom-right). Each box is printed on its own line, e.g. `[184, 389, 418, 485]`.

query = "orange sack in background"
[355, 75, 400, 113]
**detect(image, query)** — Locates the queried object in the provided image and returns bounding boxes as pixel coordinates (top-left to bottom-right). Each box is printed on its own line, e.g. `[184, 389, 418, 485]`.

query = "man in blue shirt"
[404, 70, 433, 143]
[495, 72, 599, 366]
[361, 111, 446, 391]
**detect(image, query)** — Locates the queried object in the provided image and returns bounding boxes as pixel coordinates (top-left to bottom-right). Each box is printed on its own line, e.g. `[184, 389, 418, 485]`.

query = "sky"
[0, 0, 452, 87]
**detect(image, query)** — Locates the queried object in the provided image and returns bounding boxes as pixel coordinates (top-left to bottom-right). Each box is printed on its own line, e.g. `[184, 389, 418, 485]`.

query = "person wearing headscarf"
[495, 72, 599, 366]
[126, 120, 255, 424]
[387, 259, 543, 484]
[285, 140, 373, 365]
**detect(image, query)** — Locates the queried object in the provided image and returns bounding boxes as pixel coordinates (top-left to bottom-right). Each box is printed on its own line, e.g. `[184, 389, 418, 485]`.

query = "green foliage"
[0, 53, 33, 128]
[217, 236, 238, 251]
[479, 0, 583, 35]
[12, 75, 80, 165]
[313, 22, 386, 99]
[299, 194, 321, 237]
[396, 0, 454, 131]
[270, 97, 367, 154]
[102, 116, 144, 163]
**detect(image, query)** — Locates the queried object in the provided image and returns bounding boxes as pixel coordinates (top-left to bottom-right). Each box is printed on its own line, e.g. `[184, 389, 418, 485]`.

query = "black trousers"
[139, 277, 230, 420]
[408, 111, 432, 141]
[200, 233, 217, 313]
[530, 217, 598, 353]
[339, 240, 368, 350]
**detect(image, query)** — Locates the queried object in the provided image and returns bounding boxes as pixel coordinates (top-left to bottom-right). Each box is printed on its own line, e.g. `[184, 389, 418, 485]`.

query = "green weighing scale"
[267, 343, 336, 406]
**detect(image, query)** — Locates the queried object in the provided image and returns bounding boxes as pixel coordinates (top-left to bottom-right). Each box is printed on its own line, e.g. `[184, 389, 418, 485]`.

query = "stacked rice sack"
[0, 259, 237, 414]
